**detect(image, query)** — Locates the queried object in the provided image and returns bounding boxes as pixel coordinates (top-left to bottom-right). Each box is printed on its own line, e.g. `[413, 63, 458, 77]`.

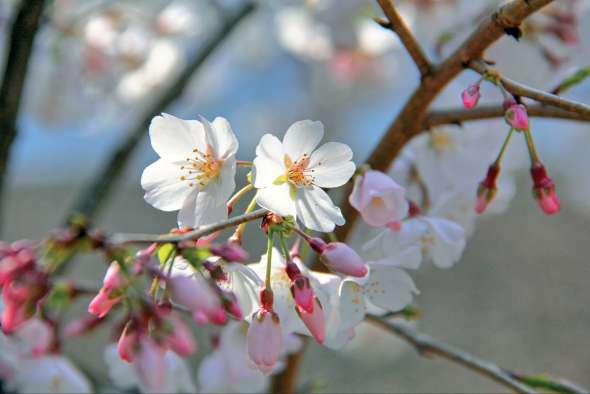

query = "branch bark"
[0, 0, 45, 231]
[469, 60, 590, 117]
[376, 0, 432, 77]
[424, 104, 590, 128]
[367, 315, 538, 394]
[64, 3, 255, 224]
[109, 208, 266, 245]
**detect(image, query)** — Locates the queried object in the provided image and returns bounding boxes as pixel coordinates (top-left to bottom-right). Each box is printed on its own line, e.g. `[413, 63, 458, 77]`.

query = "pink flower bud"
[135, 336, 168, 393]
[349, 170, 409, 227]
[296, 298, 325, 344]
[530, 162, 560, 215]
[319, 242, 368, 277]
[461, 83, 480, 109]
[210, 242, 249, 262]
[163, 313, 197, 357]
[169, 276, 221, 315]
[1, 299, 30, 334]
[88, 289, 122, 318]
[475, 164, 500, 214]
[118, 322, 139, 362]
[103, 262, 125, 290]
[505, 104, 529, 131]
[247, 309, 282, 374]
[291, 276, 314, 314]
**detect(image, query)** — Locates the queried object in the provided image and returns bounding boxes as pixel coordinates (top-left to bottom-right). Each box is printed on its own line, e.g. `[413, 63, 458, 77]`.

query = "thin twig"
[468, 61, 590, 117]
[366, 315, 538, 394]
[376, 0, 432, 77]
[64, 3, 256, 224]
[0, 0, 46, 231]
[109, 208, 266, 245]
[424, 104, 590, 128]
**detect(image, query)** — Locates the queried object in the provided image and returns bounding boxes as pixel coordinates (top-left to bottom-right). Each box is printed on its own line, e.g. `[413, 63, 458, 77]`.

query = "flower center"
[179, 145, 223, 189]
[284, 154, 314, 187]
[429, 130, 454, 153]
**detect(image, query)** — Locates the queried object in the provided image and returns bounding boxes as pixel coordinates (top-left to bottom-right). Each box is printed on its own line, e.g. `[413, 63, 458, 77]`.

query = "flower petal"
[203, 116, 239, 159]
[363, 263, 418, 312]
[423, 217, 466, 269]
[256, 183, 297, 217]
[149, 113, 206, 162]
[177, 188, 227, 229]
[253, 134, 285, 188]
[295, 186, 344, 232]
[282, 120, 324, 160]
[141, 159, 192, 211]
[308, 142, 355, 188]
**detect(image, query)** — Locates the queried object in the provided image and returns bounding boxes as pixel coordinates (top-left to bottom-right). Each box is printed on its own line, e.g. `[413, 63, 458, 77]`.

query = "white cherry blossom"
[141, 113, 238, 228]
[9, 356, 92, 394]
[104, 344, 195, 394]
[253, 120, 355, 232]
[198, 322, 268, 393]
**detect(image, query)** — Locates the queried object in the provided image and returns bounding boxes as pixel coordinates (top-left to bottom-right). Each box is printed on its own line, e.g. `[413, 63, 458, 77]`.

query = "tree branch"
[468, 61, 590, 117]
[367, 315, 556, 394]
[376, 0, 432, 77]
[424, 104, 590, 128]
[0, 0, 46, 231]
[332, 0, 554, 245]
[64, 3, 256, 224]
[108, 208, 266, 245]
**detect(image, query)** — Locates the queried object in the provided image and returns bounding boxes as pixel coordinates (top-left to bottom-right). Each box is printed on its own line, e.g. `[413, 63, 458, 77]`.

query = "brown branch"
[64, 3, 256, 224]
[424, 104, 590, 128]
[376, 0, 432, 77]
[469, 60, 590, 117]
[367, 315, 540, 394]
[0, 0, 45, 231]
[270, 339, 308, 394]
[332, 0, 554, 245]
[108, 208, 267, 245]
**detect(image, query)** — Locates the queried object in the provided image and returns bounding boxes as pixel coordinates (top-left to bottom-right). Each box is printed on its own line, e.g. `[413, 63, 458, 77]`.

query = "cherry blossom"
[253, 120, 355, 232]
[141, 114, 238, 228]
[104, 343, 196, 394]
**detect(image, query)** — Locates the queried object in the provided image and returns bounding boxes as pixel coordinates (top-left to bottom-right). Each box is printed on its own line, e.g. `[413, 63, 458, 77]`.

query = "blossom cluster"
[0, 108, 562, 392]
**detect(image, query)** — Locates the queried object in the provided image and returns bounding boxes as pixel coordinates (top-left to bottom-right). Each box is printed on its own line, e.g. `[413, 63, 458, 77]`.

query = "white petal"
[205, 116, 239, 159]
[423, 217, 466, 269]
[253, 135, 286, 188]
[256, 183, 296, 217]
[282, 120, 324, 160]
[141, 159, 192, 211]
[308, 142, 355, 188]
[364, 263, 418, 312]
[295, 186, 344, 232]
[149, 113, 206, 162]
[177, 189, 227, 228]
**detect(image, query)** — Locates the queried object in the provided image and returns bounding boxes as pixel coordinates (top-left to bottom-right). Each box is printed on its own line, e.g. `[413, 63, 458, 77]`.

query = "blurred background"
[1, 0, 590, 392]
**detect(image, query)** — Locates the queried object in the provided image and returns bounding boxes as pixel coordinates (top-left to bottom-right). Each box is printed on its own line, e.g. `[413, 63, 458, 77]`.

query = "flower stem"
[231, 194, 258, 243]
[494, 128, 514, 165]
[523, 128, 540, 163]
[278, 232, 291, 261]
[265, 230, 274, 291]
[227, 184, 254, 210]
[236, 160, 253, 167]
[149, 246, 175, 299]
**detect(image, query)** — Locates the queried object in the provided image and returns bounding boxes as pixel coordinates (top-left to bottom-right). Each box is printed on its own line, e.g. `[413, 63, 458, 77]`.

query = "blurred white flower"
[141, 114, 238, 228]
[253, 120, 355, 232]
[275, 6, 334, 61]
[10, 356, 92, 394]
[104, 343, 195, 394]
[198, 322, 268, 393]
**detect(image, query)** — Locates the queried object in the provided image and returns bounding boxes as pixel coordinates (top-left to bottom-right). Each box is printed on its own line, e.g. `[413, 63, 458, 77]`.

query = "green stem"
[278, 232, 291, 260]
[150, 246, 175, 299]
[523, 128, 540, 163]
[236, 160, 254, 167]
[494, 128, 514, 165]
[232, 194, 258, 242]
[227, 183, 254, 209]
[265, 231, 274, 291]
